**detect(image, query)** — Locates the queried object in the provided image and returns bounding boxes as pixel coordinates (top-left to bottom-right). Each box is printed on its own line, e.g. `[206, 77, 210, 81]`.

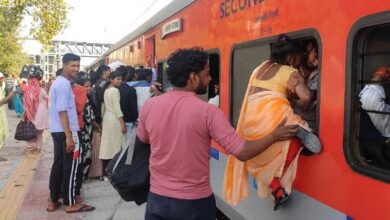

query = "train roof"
[89, 0, 196, 68]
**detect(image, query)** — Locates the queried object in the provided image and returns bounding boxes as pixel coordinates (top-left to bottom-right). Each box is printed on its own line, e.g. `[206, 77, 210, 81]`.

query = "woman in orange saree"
[223, 35, 321, 210]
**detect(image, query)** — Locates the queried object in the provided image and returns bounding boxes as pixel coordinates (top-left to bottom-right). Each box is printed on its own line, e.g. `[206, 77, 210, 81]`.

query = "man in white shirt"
[359, 66, 390, 138]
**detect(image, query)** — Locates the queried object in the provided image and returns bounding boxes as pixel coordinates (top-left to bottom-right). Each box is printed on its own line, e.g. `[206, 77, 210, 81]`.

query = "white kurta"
[0, 88, 8, 149]
[99, 87, 124, 159]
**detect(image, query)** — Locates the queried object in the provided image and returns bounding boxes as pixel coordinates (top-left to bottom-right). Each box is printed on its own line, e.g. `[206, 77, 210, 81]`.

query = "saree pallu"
[223, 63, 307, 205]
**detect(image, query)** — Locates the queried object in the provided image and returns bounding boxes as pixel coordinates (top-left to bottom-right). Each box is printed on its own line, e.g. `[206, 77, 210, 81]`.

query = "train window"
[346, 21, 390, 182]
[231, 34, 321, 129]
[157, 52, 220, 99]
[207, 53, 221, 107]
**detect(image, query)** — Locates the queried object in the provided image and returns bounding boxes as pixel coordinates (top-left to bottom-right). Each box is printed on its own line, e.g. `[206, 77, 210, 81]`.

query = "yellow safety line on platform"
[0, 150, 43, 219]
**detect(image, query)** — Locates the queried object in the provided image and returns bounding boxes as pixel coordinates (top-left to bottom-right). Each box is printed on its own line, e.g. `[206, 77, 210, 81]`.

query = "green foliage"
[0, 0, 68, 75]
[0, 32, 32, 75]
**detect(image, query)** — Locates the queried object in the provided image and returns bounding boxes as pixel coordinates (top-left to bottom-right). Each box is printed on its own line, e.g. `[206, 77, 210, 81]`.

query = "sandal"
[65, 204, 95, 213]
[272, 187, 289, 211]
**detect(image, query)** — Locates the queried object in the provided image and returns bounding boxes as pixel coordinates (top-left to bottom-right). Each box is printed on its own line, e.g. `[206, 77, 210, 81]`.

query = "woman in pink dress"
[24, 68, 49, 152]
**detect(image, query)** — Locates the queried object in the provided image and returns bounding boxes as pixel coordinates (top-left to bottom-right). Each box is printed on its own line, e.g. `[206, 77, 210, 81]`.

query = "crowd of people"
[45, 53, 161, 213]
[1, 33, 389, 218]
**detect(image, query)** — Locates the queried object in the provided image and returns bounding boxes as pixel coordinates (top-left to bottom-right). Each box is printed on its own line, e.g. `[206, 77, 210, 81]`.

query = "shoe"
[46, 201, 62, 212]
[272, 187, 289, 211]
[103, 176, 109, 182]
[296, 126, 322, 154]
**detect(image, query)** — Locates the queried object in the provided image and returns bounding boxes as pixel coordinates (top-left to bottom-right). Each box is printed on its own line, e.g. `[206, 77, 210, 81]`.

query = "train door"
[145, 36, 156, 68]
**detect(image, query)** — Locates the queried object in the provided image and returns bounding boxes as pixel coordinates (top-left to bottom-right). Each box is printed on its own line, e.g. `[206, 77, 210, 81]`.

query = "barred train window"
[347, 23, 390, 182]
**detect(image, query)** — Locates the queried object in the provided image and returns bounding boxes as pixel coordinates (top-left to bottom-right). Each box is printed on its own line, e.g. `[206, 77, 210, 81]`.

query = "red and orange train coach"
[90, 0, 390, 219]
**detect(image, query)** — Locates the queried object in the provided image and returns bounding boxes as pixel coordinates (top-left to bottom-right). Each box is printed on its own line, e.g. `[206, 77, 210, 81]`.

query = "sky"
[20, 0, 174, 67]
[54, 0, 174, 44]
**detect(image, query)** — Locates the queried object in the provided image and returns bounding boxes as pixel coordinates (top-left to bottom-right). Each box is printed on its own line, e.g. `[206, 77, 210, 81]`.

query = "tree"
[0, 0, 68, 46]
[0, 0, 68, 75]
[0, 32, 32, 75]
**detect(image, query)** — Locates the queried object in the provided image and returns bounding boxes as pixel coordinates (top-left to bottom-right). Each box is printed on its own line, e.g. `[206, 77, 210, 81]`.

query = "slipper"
[46, 201, 62, 212]
[65, 204, 95, 213]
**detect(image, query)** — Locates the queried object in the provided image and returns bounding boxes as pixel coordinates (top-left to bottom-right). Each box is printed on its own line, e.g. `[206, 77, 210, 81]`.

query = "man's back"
[137, 90, 243, 200]
[118, 82, 138, 123]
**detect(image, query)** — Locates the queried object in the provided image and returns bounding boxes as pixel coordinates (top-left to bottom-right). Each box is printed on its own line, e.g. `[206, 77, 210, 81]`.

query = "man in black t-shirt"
[116, 65, 138, 140]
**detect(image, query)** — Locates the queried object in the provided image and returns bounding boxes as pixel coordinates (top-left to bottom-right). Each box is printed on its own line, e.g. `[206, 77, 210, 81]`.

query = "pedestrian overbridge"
[51, 41, 112, 58]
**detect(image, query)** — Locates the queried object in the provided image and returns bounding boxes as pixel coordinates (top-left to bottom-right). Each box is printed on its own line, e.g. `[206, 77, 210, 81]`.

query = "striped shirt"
[359, 84, 390, 137]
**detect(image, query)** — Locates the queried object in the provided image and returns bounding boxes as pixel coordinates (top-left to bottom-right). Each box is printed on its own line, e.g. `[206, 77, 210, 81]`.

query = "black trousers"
[145, 192, 216, 220]
[75, 137, 85, 196]
[49, 132, 80, 206]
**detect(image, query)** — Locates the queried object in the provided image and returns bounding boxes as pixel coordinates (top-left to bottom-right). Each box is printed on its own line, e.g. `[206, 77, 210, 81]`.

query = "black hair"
[96, 65, 110, 78]
[166, 47, 209, 87]
[126, 66, 136, 82]
[116, 65, 127, 75]
[137, 69, 153, 81]
[270, 34, 303, 65]
[116, 65, 129, 80]
[56, 68, 63, 77]
[109, 71, 123, 80]
[75, 78, 91, 86]
[90, 71, 99, 84]
[62, 53, 80, 64]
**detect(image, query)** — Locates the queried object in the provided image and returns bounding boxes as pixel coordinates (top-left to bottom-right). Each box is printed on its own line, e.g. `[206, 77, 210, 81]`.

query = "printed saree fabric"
[223, 62, 307, 205]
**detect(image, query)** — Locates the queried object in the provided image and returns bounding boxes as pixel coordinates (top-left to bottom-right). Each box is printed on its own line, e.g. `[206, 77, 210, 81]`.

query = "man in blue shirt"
[47, 53, 95, 213]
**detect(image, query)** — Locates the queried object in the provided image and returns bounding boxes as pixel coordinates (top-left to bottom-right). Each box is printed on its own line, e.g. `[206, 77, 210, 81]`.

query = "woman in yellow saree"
[223, 35, 321, 210]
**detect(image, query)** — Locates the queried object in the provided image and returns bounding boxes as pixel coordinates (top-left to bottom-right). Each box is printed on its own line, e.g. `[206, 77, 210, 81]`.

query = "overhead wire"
[127, 0, 159, 30]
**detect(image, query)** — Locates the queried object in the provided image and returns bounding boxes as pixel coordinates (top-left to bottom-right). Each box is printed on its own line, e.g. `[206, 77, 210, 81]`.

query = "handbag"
[107, 128, 150, 205]
[14, 120, 37, 141]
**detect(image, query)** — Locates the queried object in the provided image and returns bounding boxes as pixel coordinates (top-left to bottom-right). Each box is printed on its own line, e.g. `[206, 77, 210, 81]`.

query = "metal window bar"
[359, 49, 390, 57]
[358, 80, 390, 85]
[361, 109, 390, 115]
